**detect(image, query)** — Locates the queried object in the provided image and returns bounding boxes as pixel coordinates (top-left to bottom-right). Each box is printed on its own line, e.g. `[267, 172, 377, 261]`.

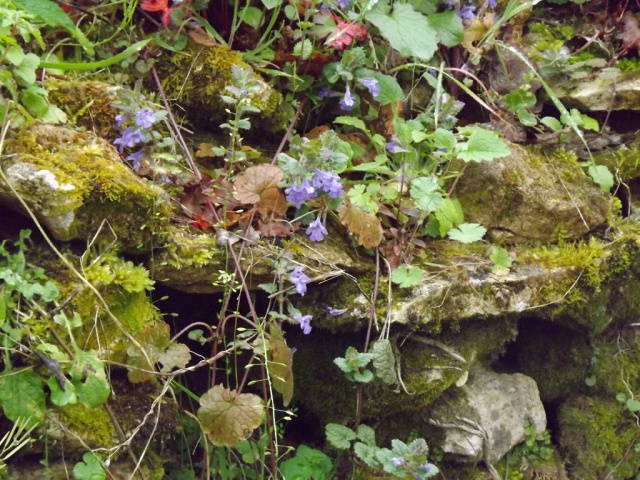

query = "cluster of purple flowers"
[289, 266, 313, 334]
[113, 108, 157, 171]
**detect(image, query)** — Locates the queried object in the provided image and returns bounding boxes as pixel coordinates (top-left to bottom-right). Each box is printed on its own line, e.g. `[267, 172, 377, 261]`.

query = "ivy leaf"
[366, 2, 438, 60]
[233, 164, 283, 204]
[197, 385, 264, 447]
[588, 165, 614, 192]
[72, 452, 106, 480]
[356, 424, 377, 447]
[157, 342, 191, 373]
[325, 423, 356, 449]
[371, 339, 397, 385]
[337, 202, 383, 249]
[0, 369, 46, 427]
[391, 265, 423, 288]
[447, 223, 487, 243]
[410, 177, 443, 213]
[490, 247, 512, 275]
[456, 128, 510, 162]
[426, 10, 463, 47]
[267, 323, 294, 407]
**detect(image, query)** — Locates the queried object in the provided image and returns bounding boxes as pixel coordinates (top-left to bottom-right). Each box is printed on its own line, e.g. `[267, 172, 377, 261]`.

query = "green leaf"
[354, 442, 381, 469]
[54, 311, 82, 329]
[366, 2, 438, 60]
[40, 39, 150, 71]
[261, 0, 279, 8]
[516, 108, 538, 127]
[48, 376, 76, 407]
[627, 399, 640, 412]
[355, 68, 404, 105]
[432, 128, 456, 151]
[280, 445, 333, 480]
[371, 339, 397, 385]
[540, 116, 563, 131]
[0, 369, 46, 427]
[293, 39, 313, 60]
[490, 247, 512, 275]
[73, 452, 106, 480]
[325, 423, 356, 449]
[41, 281, 60, 302]
[456, 128, 510, 162]
[588, 165, 614, 192]
[447, 223, 487, 243]
[334, 116, 367, 132]
[410, 176, 443, 212]
[241, 6, 263, 29]
[426, 10, 463, 47]
[75, 374, 110, 409]
[356, 424, 376, 447]
[353, 369, 374, 383]
[5, 46, 25, 66]
[434, 198, 464, 237]
[391, 265, 423, 288]
[258, 283, 277, 294]
[504, 88, 536, 112]
[14, 53, 40, 86]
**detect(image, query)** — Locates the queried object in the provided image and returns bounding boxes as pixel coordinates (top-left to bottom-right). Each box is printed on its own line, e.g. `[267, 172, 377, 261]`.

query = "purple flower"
[114, 127, 145, 152]
[327, 306, 348, 316]
[339, 86, 355, 111]
[115, 113, 126, 128]
[290, 266, 310, 296]
[312, 169, 343, 198]
[386, 137, 409, 154]
[285, 179, 317, 208]
[318, 87, 339, 98]
[358, 78, 380, 98]
[337, 0, 349, 8]
[306, 217, 328, 242]
[459, 5, 476, 19]
[294, 314, 312, 334]
[489, 0, 497, 7]
[392, 457, 405, 467]
[136, 108, 156, 128]
[126, 149, 144, 171]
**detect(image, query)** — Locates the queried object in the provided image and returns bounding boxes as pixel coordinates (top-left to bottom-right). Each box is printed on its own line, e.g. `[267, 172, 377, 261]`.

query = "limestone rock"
[429, 366, 546, 465]
[0, 123, 170, 252]
[451, 143, 611, 243]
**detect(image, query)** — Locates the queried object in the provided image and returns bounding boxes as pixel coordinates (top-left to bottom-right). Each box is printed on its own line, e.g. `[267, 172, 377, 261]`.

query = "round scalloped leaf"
[197, 385, 264, 447]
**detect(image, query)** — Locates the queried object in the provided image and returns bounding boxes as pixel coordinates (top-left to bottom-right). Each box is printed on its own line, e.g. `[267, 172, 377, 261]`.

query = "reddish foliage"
[325, 16, 368, 50]
[140, 0, 173, 26]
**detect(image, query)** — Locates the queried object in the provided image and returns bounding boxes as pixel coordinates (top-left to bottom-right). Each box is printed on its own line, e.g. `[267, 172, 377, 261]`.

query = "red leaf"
[325, 16, 368, 50]
[140, 0, 172, 25]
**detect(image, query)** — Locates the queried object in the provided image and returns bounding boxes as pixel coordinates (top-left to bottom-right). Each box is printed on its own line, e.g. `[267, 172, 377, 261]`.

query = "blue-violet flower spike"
[136, 108, 156, 128]
[114, 127, 145, 152]
[339, 86, 355, 111]
[285, 179, 317, 208]
[290, 266, 310, 296]
[306, 217, 328, 242]
[358, 78, 380, 98]
[126, 150, 144, 172]
[459, 5, 476, 19]
[312, 169, 343, 198]
[294, 314, 312, 334]
[115, 114, 126, 128]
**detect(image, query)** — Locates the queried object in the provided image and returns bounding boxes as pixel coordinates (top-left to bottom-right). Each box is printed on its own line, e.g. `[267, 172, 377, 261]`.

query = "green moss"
[5, 123, 171, 252]
[559, 396, 640, 479]
[593, 142, 640, 181]
[58, 403, 115, 448]
[157, 42, 285, 133]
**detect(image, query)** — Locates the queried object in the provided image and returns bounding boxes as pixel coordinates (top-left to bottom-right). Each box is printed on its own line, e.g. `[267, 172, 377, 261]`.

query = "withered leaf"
[188, 28, 220, 46]
[337, 203, 383, 249]
[255, 187, 287, 219]
[197, 385, 264, 447]
[158, 342, 191, 373]
[233, 164, 283, 205]
[256, 219, 295, 237]
[267, 323, 294, 407]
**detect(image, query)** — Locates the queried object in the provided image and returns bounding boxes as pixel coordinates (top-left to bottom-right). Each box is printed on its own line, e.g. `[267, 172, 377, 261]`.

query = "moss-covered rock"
[450, 144, 611, 244]
[0, 123, 171, 252]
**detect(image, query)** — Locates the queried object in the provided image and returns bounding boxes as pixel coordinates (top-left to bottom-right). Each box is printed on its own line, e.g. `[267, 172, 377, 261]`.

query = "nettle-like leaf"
[447, 223, 487, 244]
[366, 1, 438, 60]
[354, 442, 381, 469]
[426, 10, 464, 47]
[434, 198, 464, 237]
[432, 128, 456, 151]
[410, 177, 443, 213]
[233, 164, 283, 204]
[456, 128, 510, 162]
[325, 423, 356, 449]
[197, 385, 264, 447]
[337, 202, 383, 249]
[0, 369, 46, 427]
[391, 265, 423, 288]
[267, 323, 294, 407]
[371, 339, 398, 385]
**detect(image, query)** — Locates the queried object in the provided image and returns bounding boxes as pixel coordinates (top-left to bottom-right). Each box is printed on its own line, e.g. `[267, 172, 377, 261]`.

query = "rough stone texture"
[429, 366, 546, 465]
[0, 123, 170, 252]
[151, 223, 370, 293]
[451, 143, 611, 243]
[552, 68, 640, 111]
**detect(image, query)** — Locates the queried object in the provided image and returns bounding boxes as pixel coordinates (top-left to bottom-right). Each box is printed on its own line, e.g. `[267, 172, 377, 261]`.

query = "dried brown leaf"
[337, 203, 383, 249]
[233, 164, 283, 205]
[255, 187, 287, 218]
[267, 324, 294, 407]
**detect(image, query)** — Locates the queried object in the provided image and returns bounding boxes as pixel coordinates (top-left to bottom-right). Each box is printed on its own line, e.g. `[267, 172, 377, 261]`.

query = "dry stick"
[150, 68, 280, 478]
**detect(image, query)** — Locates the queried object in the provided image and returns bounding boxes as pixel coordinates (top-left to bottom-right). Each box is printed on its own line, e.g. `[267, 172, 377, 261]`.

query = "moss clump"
[593, 142, 640, 181]
[57, 403, 115, 448]
[558, 396, 640, 479]
[157, 42, 285, 134]
[44, 79, 123, 138]
[3, 123, 171, 252]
